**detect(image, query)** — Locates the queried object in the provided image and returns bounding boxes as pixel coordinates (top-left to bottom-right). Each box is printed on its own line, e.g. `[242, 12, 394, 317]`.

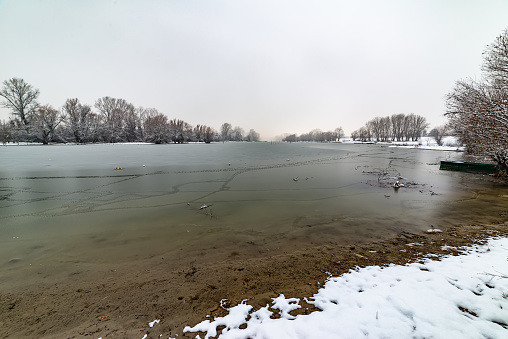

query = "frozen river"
[1, 142, 507, 289]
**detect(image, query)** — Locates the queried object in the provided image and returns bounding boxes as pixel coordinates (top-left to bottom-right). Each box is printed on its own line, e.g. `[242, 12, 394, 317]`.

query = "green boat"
[439, 161, 499, 174]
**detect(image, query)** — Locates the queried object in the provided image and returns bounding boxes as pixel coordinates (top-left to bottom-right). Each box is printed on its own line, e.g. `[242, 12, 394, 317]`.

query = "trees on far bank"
[0, 79, 261, 144]
[445, 27, 508, 173]
[351, 113, 429, 142]
[283, 127, 344, 142]
[246, 129, 260, 142]
[231, 126, 245, 142]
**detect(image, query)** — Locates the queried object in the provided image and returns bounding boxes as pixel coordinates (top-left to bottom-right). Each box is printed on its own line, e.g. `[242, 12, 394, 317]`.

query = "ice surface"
[184, 237, 508, 338]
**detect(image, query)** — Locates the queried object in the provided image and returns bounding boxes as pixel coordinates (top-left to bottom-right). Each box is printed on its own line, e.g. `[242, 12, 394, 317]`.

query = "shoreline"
[1, 222, 507, 338]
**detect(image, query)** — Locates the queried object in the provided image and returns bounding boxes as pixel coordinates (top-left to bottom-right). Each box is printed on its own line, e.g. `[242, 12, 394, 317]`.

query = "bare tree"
[428, 125, 449, 146]
[401, 114, 412, 141]
[367, 117, 382, 142]
[379, 117, 391, 142]
[0, 78, 40, 126]
[408, 114, 429, 141]
[391, 114, 405, 141]
[358, 126, 371, 142]
[351, 130, 359, 141]
[334, 127, 344, 141]
[367, 117, 391, 142]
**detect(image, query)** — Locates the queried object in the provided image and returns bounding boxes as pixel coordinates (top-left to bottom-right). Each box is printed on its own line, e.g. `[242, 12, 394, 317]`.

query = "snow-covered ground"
[389, 136, 463, 151]
[182, 236, 508, 339]
[341, 136, 464, 152]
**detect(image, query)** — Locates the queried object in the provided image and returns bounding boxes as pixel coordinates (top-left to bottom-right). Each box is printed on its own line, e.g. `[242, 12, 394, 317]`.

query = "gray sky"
[1, 0, 507, 140]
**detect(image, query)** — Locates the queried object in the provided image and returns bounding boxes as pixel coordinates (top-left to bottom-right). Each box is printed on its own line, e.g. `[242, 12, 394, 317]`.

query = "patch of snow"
[183, 237, 508, 338]
[183, 301, 253, 338]
[149, 319, 160, 327]
[271, 294, 301, 319]
[1, 142, 44, 146]
[406, 242, 424, 246]
[427, 228, 443, 233]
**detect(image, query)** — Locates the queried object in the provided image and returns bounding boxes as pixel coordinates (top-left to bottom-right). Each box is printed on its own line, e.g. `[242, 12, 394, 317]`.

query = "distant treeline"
[283, 127, 344, 142]
[282, 113, 430, 144]
[351, 113, 429, 142]
[0, 78, 260, 144]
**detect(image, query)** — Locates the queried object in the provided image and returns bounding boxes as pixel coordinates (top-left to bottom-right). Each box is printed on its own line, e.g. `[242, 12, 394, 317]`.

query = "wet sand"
[1, 222, 507, 339]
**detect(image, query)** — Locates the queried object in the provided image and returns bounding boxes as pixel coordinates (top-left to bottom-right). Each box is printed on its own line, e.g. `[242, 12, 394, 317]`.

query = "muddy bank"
[1, 223, 507, 339]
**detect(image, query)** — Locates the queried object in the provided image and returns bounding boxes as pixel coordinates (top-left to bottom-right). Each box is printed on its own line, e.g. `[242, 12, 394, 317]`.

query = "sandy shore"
[1, 222, 507, 338]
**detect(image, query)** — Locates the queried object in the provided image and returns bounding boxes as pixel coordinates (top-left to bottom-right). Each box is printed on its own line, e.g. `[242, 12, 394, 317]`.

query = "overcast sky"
[1, 0, 507, 140]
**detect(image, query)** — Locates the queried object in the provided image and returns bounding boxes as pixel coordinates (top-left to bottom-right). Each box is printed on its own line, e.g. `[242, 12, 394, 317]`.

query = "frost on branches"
[446, 28, 508, 174]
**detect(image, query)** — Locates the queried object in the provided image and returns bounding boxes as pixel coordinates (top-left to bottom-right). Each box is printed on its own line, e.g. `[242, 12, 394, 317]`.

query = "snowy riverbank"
[340, 136, 464, 152]
[182, 236, 508, 339]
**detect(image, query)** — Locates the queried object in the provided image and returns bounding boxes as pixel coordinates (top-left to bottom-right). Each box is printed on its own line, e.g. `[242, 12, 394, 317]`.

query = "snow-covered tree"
[246, 129, 260, 142]
[94, 96, 135, 142]
[62, 98, 92, 143]
[0, 120, 12, 144]
[169, 119, 192, 143]
[231, 126, 244, 141]
[138, 107, 160, 141]
[446, 28, 508, 173]
[193, 124, 216, 143]
[144, 113, 169, 144]
[203, 126, 216, 143]
[220, 122, 232, 141]
[33, 105, 63, 144]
